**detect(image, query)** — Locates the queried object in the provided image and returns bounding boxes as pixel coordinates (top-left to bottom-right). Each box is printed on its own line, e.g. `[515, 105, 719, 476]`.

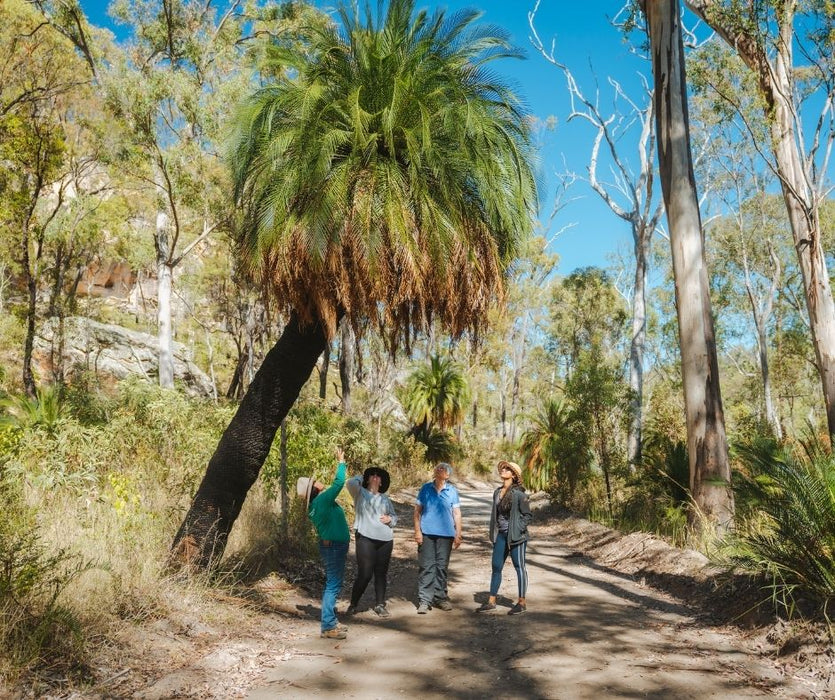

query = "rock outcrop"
[35, 316, 214, 397]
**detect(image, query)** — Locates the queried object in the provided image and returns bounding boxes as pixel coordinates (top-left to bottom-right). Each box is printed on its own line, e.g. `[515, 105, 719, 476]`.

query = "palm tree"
[403, 355, 470, 433]
[402, 354, 469, 462]
[171, 0, 538, 568]
[519, 398, 590, 496]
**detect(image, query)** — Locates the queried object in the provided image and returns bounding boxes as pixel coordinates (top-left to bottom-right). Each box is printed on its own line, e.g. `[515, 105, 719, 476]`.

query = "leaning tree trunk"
[644, 0, 734, 534]
[171, 313, 329, 569]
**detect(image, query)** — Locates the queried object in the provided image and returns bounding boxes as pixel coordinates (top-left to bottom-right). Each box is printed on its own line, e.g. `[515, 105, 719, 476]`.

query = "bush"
[0, 481, 91, 683]
[722, 436, 835, 616]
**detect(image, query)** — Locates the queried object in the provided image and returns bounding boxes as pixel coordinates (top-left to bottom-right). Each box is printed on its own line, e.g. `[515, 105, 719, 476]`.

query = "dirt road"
[247, 486, 815, 699]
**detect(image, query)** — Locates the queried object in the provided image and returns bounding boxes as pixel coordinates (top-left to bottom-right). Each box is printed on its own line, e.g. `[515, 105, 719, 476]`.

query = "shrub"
[723, 437, 835, 616]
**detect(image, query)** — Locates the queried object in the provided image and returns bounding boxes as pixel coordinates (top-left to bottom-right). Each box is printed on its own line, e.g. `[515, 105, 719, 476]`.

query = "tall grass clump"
[725, 434, 835, 617]
[0, 467, 91, 685]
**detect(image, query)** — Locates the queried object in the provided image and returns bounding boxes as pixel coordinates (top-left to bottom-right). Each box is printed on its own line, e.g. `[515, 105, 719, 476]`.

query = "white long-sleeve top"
[346, 475, 398, 541]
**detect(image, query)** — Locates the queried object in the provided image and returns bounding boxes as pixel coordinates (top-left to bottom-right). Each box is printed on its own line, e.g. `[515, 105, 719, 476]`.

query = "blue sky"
[79, 0, 652, 275]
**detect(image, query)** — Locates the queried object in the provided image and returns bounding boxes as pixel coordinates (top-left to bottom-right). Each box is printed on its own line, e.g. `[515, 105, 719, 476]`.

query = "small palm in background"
[402, 354, 469, 462]
[0, 385, 66, 435]
[519, 397, 591, 498]
[727, 433, 835, 616]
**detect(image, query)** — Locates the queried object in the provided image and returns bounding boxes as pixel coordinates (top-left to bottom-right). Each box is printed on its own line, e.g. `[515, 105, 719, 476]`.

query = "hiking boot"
[475, 602, 497, 613]
[345, 605, 357, 616]
[417, 602, 431, 614]
[508, 602, 527, 615]
[321, 627, 347, 639]
[433, 598, 453, 611]
[373, 604, 390, 618]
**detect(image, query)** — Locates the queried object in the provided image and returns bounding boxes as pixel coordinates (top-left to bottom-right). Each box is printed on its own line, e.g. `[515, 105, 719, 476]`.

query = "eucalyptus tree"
[0, 0, 103, 397]
[33, 0, 252, 390]
[641, 0, 734, 534]
[683, 0, 835, 438]
[172, 0, 538, 568]
[530, 1, 664, 472]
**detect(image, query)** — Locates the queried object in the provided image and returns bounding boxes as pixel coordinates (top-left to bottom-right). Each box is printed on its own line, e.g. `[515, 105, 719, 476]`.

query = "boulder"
[35, 316, 215, 397]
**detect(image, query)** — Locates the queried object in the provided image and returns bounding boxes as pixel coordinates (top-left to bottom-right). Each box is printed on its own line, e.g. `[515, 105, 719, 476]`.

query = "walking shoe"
[417, 602, 431, 614]
[433, 599, 453, 611]
[321, 627, 347, 639]
[508, 602, 527, 615]
[373, 604, 390, 618]
[475, 602, 497, 613]
[345, 605, 357, 616]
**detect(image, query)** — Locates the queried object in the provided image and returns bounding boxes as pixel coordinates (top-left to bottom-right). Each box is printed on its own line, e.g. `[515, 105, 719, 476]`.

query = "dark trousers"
[350, 532, 393, 607]
[417, 534, 454, 605]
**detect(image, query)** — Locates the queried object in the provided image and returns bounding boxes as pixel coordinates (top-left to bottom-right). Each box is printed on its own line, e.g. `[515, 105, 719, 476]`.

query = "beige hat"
[498, 460, 522, 480]
[297, 476, 315, 507]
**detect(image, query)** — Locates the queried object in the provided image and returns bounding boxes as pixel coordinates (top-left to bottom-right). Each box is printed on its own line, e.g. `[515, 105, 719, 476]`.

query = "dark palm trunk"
[171, 313, 329, 569]
[339, 319, 354, 413]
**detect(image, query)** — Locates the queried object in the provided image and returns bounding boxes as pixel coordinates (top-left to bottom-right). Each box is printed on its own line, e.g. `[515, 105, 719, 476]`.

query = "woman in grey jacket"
[476, 460, 532, 615]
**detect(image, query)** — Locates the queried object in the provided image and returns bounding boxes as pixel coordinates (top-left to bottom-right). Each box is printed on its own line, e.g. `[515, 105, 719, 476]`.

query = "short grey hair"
[435, 462, 453, 477]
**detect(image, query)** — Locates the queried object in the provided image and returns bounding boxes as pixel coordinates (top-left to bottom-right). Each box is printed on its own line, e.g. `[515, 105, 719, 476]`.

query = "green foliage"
[0, 480, 90, 681]
[259, 398, 376, 498]
[723, 436, 835, 615]
[519, 397, 591, 497]
[0, 384, 67, 435]
[227, 0, 538, 344]
[402, 355, 470, 432]
[617, 427, 691, 547]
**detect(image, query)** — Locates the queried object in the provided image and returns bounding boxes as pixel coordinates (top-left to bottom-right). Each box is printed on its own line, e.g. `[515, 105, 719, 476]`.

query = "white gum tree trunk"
[643, 0, 734, 532]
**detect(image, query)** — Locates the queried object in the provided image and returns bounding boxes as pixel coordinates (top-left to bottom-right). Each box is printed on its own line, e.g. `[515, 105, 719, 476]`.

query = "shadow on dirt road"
[248, 485, 813, 699]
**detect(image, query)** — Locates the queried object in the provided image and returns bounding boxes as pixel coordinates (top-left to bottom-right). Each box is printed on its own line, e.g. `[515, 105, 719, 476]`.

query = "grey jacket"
[488, 486, 532, 546]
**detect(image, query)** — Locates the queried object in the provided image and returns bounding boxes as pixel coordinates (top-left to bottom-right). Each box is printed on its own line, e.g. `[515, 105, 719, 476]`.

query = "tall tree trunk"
[628, 226, 650, 470]
[21, 216, 38, 399]
[319, 342, 330, 400]
[685, 0, 835, 438]
[339, 319, 354, 413]
[644, 0, 734, 533]
[156, 208, 175, 390]
[171, 313, 329, 569]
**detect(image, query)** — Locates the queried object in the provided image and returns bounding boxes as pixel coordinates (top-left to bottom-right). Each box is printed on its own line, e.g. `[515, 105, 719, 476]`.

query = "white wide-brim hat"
[297, 476, 315, 507]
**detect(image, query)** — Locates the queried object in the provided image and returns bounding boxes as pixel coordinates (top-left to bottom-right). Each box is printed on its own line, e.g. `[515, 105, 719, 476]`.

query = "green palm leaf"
[226, 0, 538, 343]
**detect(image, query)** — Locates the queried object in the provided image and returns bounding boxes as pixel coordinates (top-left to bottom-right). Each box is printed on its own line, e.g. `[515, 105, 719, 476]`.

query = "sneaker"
[373, 604, 390, 618]
[345, 605, 357, 616]
[475, 602, 497, 613]
[417, 602, 431, 614]
[433, 599, 453, 611]
[321, 627, 347, 639]
[508, 602, 527, 615]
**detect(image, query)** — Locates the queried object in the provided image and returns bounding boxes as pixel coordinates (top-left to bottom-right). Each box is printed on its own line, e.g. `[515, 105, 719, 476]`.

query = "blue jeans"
[489, 531, 528, 598]
[417, 535, 454, 604]
[319, 541, 348, 632]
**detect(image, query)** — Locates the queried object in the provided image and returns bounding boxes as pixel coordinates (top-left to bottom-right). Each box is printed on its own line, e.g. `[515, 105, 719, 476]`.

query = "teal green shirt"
[308, 461, 350, 542]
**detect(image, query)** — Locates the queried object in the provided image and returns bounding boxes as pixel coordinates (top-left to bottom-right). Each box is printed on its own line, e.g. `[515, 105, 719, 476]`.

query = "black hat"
[362, 467, 391, 493]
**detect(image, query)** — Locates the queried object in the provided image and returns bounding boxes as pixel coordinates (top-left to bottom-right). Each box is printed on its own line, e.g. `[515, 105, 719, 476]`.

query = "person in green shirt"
[297, 448, 351, 639]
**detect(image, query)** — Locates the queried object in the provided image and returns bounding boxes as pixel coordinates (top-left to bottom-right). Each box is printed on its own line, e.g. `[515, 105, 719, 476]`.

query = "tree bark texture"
[628, 227, 650, 469]
[171, 313, 329, 569]
[156, 208, 175, 390]
[339, 318, 354, 413]
[685, 0, 835, 438]
[645, 0, 734, 532]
